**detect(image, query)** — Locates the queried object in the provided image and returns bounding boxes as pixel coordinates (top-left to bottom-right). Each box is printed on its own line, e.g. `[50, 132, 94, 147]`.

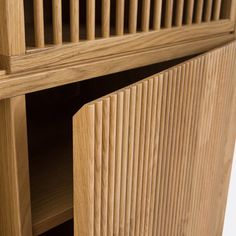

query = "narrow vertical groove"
[153, 0, 162, 30]
[187, 58, 205, 236]
[157, 71, 172, 236]
[171, 64, 188, 235]
[107, 95, 117, 236]
[119, 89, 130, 236]
[87, 0, 95, 39]
[175, 0, 184, 26]
[116, 0, 125, 35]
[153, 74, 168, 236]
[70, 0, 79, 43]
[212, 0, 222, 20]
[139, 79, 154, 235]
[94, 102, 103, 236]
[113, 92, 124, 236]
[101, 98, 110, 236]
[124, 87, 136, 235]
[164, 0, 174, 28]
[165, 67, 181, 236]
[130, 84, 142, 236]
[169, 65, 186, 236]
[134, 81, 148, 236]
[144, 79, 158, 235]
[162, 68, 178, 235]
[52, 0, 63, 45]
[185, 0, 194, 24]
[182, 59, 201, 236]
[204, 0, 214, 22]
[129, 0, 138, 33]
[195, 0, 204, 23]
[102, 0, 110, 37]
[179, 60, 196, 236]
[141, 0, 151, 32]
[149, 76, 163, 236]
[176, 62, 193, 236]
[34, 0, 45, 48]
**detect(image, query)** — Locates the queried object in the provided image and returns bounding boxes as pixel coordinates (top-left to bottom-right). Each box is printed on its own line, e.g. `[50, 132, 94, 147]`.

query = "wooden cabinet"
[0, 0, 236, 235]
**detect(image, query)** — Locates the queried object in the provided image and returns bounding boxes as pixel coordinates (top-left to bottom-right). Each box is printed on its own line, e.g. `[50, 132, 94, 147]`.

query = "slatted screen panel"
[24, 0, 233, 48]
[73, 41, 236, 236]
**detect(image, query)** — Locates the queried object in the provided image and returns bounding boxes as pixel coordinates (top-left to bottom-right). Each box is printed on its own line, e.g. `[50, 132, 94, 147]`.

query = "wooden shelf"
[30, 144, 73, 235]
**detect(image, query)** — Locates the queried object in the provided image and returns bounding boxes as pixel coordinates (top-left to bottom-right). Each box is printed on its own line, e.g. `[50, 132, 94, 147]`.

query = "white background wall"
[223, 144, 236, 236]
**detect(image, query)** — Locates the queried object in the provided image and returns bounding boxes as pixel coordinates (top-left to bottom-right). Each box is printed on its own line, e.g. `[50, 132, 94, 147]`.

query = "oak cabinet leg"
[0, 96, 32, 236]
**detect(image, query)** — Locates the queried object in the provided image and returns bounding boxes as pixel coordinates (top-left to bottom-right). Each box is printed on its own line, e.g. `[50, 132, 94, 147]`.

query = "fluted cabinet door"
[73, 41, 236, 236]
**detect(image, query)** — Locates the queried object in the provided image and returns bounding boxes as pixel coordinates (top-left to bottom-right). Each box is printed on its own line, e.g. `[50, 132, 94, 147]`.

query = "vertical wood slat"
[52, 0, 63, 44]
[129, 0, 138, 33]
[101, 98, 110, 236]
[185, 0, 194, 24]
[134, 81, 148, 236]
[0, 0, 25, 55]
[175, 0, 184, 26]
[129, 84, 142, 236]
[116, 0, 125, 35]
[94, 102, 102, 236]
[102, 0, 110, 37]
[87, 0, 95, 39]
[119, 89, 130, 236]
[212, 0, 222, 20]
[0, 96, 32, 236]
[73, 105, 95, 236]
[204, 0, 214, 22]
[124, 87, 136, 235]
[34, 0, 45, 47]
[141, 0, 151, 31]
[107, 95, 117, 236]
[73, 41, 236, 236]
[153, 0, 162, 30]
[164, 0, 174, 28]
[139, 79, 153, 235]
[113, 92, 124, 235]
[70, 0, 79, 43]
[194, 0, 204, 23]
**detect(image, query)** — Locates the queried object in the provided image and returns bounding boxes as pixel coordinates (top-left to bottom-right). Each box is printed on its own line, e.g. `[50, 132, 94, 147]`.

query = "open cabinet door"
[73, 41, 236, 236]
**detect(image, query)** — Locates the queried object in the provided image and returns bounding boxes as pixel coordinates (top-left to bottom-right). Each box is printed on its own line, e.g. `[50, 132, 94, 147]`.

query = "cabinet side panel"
[0, 96, 32, 236]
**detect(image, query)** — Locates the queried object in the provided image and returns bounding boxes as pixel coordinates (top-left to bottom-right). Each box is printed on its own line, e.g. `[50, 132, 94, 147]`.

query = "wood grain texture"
[11, 20, 234, 73]
[70, 0, 79, 43]
[153, 0, 162, 30]
[0, 0, 25, 55]
[33, 0, 45, 48]
[52, 0, 63, 45]
[102, 0, 110, 37]
[0, 35, 234, 100]
[129, 0, 138, 33]
[0, 96, 32, 236]
[87, 0, 95, 39]
[73, 41, 236, 236]
[30, 145, 73, 235]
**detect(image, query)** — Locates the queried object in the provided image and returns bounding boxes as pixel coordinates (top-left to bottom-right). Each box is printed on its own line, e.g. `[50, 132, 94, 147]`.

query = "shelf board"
[30, 145, 73, 235]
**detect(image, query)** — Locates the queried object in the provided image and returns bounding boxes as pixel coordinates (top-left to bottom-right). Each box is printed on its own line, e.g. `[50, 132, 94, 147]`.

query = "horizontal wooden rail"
[11, 20, 235, 73]
[0, 35, 234, 100]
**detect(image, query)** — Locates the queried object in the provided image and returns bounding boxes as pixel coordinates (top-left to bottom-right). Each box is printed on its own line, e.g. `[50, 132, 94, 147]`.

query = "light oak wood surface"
[73, 41, 236, 236]
[0, 96, 32, 236]
[0, 35, 234, 100]
[12, 20, 233, 73]
[0, 0, 25, 55]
